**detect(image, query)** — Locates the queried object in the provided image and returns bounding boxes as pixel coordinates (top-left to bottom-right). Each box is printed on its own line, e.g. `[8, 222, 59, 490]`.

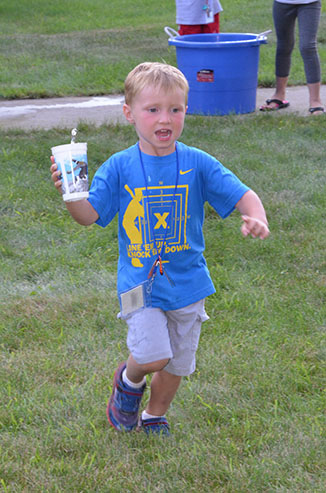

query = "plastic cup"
[51, 142, 89, 202]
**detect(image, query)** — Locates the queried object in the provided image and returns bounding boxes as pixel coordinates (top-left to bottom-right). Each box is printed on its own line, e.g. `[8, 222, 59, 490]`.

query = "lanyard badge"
[119, 280, 152, 318]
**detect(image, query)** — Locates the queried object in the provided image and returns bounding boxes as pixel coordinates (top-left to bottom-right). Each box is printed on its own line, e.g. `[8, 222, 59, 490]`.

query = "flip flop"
[309, 106, 324, 115]
[260, 99, 290, 112]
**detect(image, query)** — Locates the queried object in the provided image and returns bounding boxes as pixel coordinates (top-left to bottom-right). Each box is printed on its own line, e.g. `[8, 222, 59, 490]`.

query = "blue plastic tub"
[168, 32, 268, 115]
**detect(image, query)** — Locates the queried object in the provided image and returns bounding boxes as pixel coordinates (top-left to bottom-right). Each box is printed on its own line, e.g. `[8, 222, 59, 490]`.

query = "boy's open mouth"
[155, 129, 172, 140]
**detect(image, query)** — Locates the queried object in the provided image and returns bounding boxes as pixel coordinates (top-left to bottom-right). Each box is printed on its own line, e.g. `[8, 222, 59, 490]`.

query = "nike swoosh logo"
[180, 169, 193, 175]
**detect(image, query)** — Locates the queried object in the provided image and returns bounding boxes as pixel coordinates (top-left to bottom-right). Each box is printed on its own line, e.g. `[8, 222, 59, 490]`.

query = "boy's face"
[123, 84, 187, 157]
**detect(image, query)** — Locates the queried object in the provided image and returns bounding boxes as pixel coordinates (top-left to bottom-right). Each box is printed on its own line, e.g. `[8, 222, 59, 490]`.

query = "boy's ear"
[123, 103, 135, 124]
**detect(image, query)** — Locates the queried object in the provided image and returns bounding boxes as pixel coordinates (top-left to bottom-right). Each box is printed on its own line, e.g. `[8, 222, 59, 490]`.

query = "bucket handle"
[164, 26, 178, 39]
[256, 29, 272, 40]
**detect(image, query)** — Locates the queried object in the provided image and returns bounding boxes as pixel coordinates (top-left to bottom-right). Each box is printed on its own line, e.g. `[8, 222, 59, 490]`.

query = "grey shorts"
[124, 299, 209, 376]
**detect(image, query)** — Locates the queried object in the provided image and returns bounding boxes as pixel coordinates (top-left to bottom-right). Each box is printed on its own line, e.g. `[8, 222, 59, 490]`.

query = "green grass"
[1, 1, 326, 490]
[1, 114, 326, 492]
[0, 0, 325, 98]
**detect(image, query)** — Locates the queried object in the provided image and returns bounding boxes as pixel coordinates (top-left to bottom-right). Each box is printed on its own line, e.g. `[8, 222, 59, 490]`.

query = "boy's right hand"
[49, 155, 99, 226]
[50, 156, 63, 193]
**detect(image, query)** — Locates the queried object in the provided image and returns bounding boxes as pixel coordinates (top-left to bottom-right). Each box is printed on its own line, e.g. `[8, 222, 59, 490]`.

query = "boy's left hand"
[241, 215, 270, 240]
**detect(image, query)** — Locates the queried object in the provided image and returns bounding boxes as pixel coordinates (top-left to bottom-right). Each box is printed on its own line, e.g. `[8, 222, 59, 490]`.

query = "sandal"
[309, 106, 324, 115]
[260, 98, 290, 112]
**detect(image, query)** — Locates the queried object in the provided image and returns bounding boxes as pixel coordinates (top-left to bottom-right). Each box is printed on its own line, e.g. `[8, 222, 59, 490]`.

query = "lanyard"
[137, 142, 179, 284]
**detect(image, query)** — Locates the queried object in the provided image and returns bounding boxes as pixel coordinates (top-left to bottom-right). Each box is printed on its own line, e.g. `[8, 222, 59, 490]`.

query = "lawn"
[1, 1, 326, 491]
[1, 114, 326, 491]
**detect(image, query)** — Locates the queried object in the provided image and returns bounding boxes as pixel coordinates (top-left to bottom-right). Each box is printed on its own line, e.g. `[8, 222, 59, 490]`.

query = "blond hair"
[124, 62, 189, 106]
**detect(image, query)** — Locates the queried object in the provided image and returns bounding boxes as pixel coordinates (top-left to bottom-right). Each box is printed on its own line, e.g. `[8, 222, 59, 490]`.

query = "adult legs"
[264, 2, 297, 108]
[297, 1, 322, 112]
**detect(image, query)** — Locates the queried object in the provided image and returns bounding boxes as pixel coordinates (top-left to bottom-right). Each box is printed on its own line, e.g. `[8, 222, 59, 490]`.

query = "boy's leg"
[125, 355, 180, 416]
[126, 356, 181, 436]
[126, 353, 169, 383]
[138, 370, 181, 436]
[146, 369, 182, 416]
[109, 301, 207, 434]
[106, 361, 146, 432]
[139, 299, 208, 435]
[107, 306, 174, 432]
[107, 355, 169, 432]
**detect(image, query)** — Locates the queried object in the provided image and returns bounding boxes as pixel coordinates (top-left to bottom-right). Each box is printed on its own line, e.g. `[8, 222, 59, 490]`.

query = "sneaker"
[107, 362, 146, 432]
[138, 416, 170, 436]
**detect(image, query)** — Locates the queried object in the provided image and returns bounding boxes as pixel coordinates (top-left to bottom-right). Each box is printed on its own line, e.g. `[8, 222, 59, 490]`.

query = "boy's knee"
[138, 358, 170, 374]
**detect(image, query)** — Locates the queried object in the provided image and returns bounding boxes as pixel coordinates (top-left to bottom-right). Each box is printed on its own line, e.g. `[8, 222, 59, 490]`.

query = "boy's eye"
[172, 108, 180, 113]
[148, 108, 157, 113]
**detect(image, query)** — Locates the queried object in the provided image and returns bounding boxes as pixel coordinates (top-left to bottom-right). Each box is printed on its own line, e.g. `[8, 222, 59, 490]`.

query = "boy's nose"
[158, 110, 171, 123]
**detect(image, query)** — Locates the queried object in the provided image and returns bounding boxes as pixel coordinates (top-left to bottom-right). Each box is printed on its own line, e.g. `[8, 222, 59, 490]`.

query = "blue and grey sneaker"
[107, 362, 146, 432]
[138, 416, 170, 436]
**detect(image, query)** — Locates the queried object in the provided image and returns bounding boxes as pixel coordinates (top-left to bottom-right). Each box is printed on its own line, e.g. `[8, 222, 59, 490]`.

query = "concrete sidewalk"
[0, 85, 325, 131]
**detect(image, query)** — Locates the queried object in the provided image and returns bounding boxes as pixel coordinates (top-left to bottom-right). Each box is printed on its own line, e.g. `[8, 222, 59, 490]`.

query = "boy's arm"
[64, 199, 99, 226]
[50, 158, 99, 226]
[235, 190, 270, 240]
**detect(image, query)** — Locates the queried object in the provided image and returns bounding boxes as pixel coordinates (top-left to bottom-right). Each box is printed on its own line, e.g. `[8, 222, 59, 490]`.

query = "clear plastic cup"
[51, 142, 89, 202]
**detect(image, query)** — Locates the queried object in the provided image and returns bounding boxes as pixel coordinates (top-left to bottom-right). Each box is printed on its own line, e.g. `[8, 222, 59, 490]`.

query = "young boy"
[50, 62, 270, 436]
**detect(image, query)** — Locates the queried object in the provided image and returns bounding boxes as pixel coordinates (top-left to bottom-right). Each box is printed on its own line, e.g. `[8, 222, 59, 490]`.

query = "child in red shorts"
[176, 0, 223, 35]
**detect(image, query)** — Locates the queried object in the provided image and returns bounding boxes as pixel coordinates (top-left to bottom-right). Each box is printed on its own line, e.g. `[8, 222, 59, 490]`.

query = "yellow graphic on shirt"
[122, 184, 190, 268]
[123, 185, 145, 267]
[153, 212, 169, 229]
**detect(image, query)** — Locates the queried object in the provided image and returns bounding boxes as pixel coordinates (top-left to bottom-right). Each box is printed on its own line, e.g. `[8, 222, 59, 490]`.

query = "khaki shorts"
[124, 299, 209, 376]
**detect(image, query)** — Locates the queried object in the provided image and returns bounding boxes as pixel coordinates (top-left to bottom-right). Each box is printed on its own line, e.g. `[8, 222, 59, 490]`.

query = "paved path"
[0, 95, 126, 131]
[0, 85, 325, 130]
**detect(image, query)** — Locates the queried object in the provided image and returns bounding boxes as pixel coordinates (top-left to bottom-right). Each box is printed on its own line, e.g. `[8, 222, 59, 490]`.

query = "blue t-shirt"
[88, 141, 249, 310]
